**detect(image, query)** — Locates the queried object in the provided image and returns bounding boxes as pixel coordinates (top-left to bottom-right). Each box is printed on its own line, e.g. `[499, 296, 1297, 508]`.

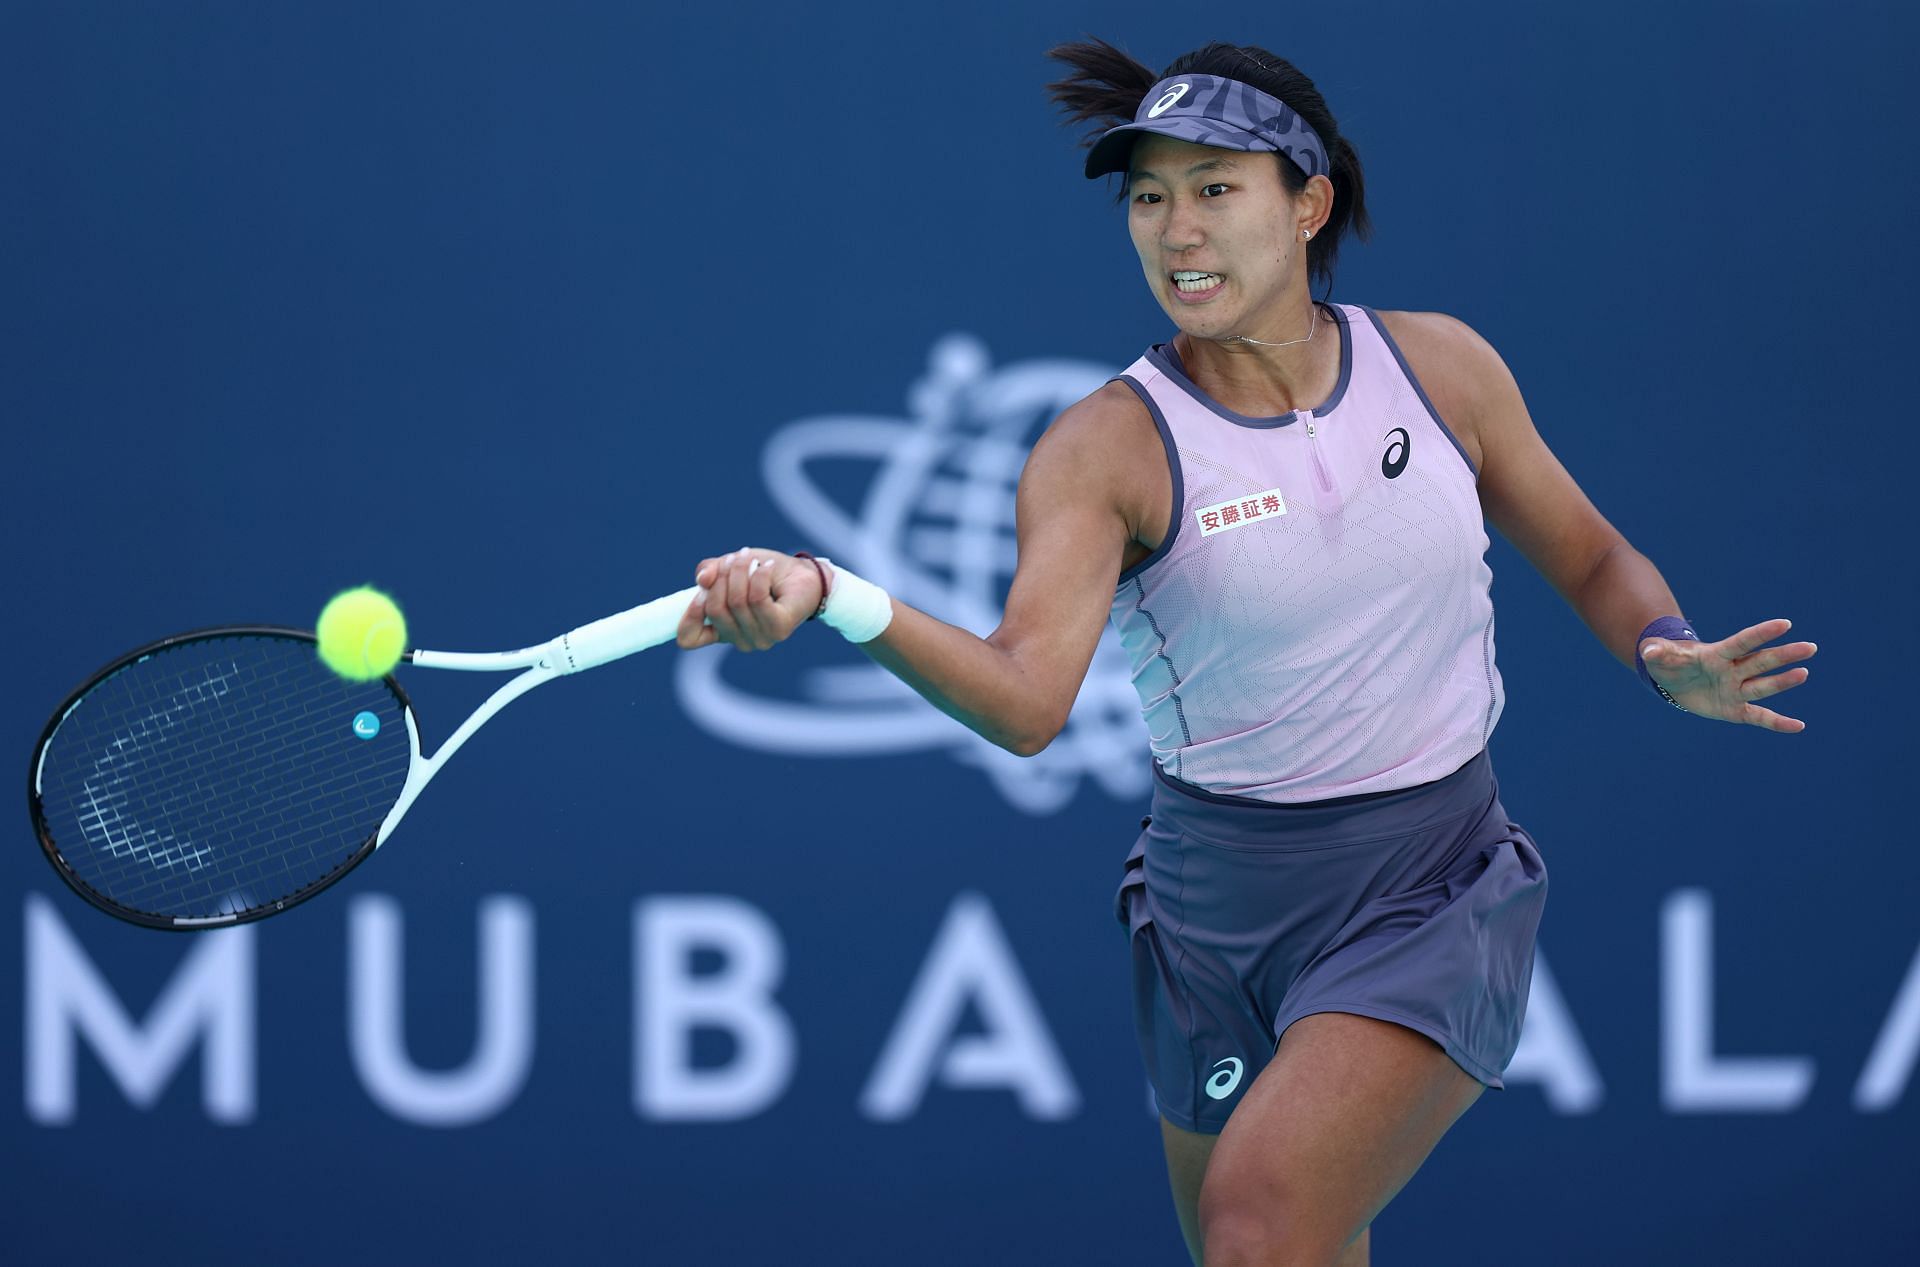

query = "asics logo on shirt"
[1204, 1056, 1245, 1100]
[1382, 427, 1411, 479]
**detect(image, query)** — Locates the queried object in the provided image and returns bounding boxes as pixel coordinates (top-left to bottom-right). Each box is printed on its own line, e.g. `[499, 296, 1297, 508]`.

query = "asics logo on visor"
[1204, 1056, 1245, 1099]
[1147, 83, 1191, 117]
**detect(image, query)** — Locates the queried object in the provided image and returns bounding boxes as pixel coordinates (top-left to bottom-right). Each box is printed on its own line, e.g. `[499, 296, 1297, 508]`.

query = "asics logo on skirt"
[1205, 1056, 1245, 1099]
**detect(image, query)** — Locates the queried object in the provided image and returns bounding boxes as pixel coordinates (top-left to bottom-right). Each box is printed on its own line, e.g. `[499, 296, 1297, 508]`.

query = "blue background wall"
[6, 2, 1913, 1263]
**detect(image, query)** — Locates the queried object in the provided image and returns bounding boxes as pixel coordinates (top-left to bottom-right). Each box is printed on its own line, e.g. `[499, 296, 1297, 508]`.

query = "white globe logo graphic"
[674, 334, 1151, 815]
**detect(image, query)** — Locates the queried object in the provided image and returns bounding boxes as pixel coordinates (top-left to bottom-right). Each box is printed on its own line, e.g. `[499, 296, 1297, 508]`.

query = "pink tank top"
[1106, 303, 1501, 802]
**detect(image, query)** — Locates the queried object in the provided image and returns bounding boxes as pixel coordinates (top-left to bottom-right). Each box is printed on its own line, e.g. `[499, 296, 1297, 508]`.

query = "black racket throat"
[29, 627, 417, 930]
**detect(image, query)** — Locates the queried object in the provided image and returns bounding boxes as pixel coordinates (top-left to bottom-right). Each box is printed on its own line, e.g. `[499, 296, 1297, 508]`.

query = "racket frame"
[385, 583, 702, 844]
[29, 584, 703, 930]
[28, 626, 414, 930]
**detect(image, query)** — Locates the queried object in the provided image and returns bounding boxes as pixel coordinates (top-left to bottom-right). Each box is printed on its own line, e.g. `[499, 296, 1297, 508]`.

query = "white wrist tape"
[814, 558, 893, 643]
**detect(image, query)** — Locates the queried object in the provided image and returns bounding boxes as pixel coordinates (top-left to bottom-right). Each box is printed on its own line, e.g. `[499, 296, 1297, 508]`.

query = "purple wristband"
[1635, 616, 1698, 708]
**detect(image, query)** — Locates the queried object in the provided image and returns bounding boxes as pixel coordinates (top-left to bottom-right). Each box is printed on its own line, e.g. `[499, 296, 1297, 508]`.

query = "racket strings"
[35, 635, 411, 922]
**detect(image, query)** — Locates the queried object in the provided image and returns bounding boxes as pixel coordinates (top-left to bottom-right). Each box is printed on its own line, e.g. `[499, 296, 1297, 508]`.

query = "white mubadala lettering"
[1503, 950, 1603, 1113]
[25, 892, 254, 1124]
[348, 894, 535, 1127]
[860, 892, 1078, 1121]
[18, 890, 1912, 1123]
[1661, 889, 1815, 1112]
[634, 895, 796, 1121]
[1856, 940, 1920, 1111]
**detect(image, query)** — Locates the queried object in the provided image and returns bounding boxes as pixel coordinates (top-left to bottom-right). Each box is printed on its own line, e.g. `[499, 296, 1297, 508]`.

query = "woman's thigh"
[1196, 1011, 1483, 1264]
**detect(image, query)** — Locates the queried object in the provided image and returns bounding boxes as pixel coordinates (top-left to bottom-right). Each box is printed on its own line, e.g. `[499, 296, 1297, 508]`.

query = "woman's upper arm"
[991, 382, 1153, 729]
[1386, 310, 1627, 598]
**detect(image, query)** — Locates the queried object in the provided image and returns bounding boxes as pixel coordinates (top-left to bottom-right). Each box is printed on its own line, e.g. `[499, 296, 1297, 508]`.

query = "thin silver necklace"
[1224, 305, 1319, 349]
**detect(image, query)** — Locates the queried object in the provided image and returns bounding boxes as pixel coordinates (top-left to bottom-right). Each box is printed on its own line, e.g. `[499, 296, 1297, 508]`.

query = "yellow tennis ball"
[316, 586, 408, 681]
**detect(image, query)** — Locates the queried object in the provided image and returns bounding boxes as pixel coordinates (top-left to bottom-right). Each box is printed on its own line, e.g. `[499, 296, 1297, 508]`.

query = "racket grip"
[550, 585, 704, 673]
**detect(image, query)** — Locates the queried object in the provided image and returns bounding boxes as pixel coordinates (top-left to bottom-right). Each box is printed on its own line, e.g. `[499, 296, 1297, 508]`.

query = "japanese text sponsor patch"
[1196, 488, 1287, 537]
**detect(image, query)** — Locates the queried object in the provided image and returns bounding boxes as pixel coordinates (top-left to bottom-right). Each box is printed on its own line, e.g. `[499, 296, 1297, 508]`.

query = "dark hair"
[1046, 38, 1371, 299]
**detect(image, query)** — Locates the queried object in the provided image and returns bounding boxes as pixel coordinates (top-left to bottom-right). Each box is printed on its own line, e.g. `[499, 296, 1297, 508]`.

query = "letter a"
[860, 892, 1078, 1121]
[1501, 949, 1604, 1113]
[1855, 940, 1920, 1111]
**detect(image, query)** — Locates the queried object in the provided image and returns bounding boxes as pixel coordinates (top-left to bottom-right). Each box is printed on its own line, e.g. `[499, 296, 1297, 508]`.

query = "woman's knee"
[1197, 1170, 1356, 1267]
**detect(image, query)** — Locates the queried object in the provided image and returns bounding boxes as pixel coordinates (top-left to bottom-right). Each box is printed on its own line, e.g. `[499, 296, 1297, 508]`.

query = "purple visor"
[1085, 74, 1328, 182]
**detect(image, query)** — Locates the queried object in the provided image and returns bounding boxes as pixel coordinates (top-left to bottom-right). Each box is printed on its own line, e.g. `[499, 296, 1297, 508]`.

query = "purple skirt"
[1117, 748, 1548, 1134]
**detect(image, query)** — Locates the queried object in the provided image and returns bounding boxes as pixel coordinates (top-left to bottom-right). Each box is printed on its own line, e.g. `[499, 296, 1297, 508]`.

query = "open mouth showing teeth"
[1172, 271, 1222, 293]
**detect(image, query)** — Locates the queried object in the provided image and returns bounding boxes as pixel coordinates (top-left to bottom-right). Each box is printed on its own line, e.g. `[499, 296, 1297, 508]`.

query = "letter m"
[25, 894, 255, 1124]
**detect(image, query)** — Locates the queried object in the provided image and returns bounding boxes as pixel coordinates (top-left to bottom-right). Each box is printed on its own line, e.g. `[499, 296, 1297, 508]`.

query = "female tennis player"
[675, 38, 1815, 1267]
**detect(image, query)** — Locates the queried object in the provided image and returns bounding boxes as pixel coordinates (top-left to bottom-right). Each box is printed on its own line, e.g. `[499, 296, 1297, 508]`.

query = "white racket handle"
[547, 584, 704, 673]
[411, 560, 775, 674]
[408, 585, 700, 674]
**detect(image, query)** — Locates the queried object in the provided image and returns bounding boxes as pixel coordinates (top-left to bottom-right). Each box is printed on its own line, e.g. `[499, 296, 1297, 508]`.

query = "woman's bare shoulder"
[1371, 309, 1516, 468]
[1372, 309, 1505, 384]
[1033, 378, 1161, 470]
[1025, 378, 1169, 548]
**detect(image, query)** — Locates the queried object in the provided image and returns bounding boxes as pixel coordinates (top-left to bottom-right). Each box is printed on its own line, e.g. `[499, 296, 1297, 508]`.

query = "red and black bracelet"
[792, 551, 830, 621]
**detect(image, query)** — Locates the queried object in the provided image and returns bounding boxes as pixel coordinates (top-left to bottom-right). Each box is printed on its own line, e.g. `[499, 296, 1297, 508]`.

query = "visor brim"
[1082, 120, 1268, 179]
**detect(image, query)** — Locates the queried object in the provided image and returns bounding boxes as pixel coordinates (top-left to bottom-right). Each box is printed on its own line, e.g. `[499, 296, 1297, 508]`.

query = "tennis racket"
[29, 583, 711, 930]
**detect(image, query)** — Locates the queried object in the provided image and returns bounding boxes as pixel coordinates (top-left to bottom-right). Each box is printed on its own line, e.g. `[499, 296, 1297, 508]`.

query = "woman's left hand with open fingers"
[1639, 618, 1817, 733]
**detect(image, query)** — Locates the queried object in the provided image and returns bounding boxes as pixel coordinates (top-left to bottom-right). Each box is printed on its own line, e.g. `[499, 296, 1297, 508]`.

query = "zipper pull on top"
[1300, 409, 1335, 493]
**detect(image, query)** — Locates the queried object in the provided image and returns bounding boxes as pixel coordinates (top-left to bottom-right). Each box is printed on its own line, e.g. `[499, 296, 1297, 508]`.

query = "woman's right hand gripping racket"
[27, 581, 720, 930]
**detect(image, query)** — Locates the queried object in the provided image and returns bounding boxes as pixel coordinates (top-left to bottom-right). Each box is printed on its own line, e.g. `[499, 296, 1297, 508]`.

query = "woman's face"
[1125, 133, 1312, 340]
